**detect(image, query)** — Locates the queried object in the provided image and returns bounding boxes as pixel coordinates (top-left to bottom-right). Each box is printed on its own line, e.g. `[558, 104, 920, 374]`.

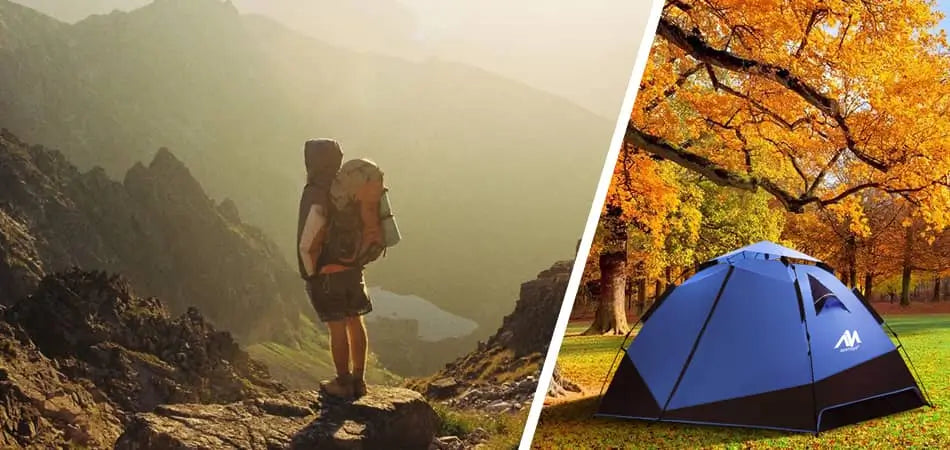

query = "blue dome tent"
[596, 241, 932, 433]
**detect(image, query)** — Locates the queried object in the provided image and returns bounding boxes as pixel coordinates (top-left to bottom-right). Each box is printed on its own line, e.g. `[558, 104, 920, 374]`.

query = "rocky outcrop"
[409, 260, 572, 410]
[440, 376, 538, 414]
[115, 388, 440, 450]
[0, 129, 305, 345]
[0, 321, 122, 449]
[0, 269, 445, 448]
[0, 270, 286, 448]
[5, 270, 283, 416]
[493, 260, 573, 357]
[0, 208, 44, 301]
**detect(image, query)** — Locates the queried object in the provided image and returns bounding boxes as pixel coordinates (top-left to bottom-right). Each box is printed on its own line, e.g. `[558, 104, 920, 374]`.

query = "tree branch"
[626, 123, 808, 211]
[625, 124, 945, 213]
[806, 148, 845, 197]
[761, 135, 810, 191]
[643, 64, 702, 113]
[656, 16, 890, 172]
[796, 8, 828, 57]
[704, 64, 826, 138]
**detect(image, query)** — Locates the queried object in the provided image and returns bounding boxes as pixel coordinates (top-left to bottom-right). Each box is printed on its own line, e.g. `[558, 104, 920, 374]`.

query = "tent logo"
[834, 330, 862, 352]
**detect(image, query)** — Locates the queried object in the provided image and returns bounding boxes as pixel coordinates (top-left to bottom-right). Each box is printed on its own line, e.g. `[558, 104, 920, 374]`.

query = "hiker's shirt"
[298, 204, 327, 278]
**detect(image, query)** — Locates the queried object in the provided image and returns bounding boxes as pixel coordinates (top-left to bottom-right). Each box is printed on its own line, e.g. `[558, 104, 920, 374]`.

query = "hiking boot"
[352, 377, 367, 398]
[320, 375, 354, 399]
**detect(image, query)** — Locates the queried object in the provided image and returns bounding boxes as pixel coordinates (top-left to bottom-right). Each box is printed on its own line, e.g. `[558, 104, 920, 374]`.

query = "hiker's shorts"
[305, 269, 373, 323]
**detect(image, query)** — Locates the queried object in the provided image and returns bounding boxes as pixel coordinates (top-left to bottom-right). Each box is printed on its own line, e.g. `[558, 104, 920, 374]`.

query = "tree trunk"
[654, 279, 662, 300]
[900, 227, 914, 307]
[934, 277, 942, 303]
[547, 363, 582, 399]
[846, 235, 857, 288]
[625, 278, 633, 312]
[864, 273, 873, 300]
[636, 278, 647, 317]
[583, 251, 629, 335]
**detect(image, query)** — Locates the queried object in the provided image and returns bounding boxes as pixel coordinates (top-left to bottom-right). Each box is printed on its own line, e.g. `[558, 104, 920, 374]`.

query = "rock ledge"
[115, 387, 440, 449]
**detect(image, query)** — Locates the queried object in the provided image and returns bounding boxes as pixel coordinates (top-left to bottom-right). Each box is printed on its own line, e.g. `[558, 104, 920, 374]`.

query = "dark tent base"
[594, 414, 817, 434]
[596, 350, 927, 434]
[817, 388, 925, 432]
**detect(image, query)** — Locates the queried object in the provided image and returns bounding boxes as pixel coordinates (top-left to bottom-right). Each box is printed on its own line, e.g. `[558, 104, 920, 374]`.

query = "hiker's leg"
[345, 315, 368, 379]
[326, 319, 351, 377]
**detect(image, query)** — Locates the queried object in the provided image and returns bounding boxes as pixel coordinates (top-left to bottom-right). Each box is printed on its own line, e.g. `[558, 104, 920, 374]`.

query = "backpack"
[320, 159, 400, 269]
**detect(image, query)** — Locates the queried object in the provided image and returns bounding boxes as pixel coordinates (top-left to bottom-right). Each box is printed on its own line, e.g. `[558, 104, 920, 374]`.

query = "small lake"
[366, 287, 479, 342]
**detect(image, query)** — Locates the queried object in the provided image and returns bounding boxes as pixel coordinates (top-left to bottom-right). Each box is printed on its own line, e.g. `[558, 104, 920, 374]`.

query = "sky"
[939, 0, 950, 33]
[232, 0, 656, 119]
[399, 0, 654, 118]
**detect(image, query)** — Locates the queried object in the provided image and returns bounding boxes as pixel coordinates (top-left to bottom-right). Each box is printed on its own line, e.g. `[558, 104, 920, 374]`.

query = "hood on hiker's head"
[304, 139, 343, 187]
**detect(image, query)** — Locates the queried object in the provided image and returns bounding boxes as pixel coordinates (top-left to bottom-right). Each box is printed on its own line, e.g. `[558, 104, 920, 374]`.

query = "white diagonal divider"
[518, 1, 667, 447]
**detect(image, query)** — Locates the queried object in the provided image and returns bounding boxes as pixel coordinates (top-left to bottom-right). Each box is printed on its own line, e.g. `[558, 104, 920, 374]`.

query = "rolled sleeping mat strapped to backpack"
[379, 188, 400, 248]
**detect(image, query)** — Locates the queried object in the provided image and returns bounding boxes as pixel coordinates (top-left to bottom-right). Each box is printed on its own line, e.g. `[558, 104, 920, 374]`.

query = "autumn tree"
[784, 192, 907, 297]
[903, 222, 950, 304]
[584, 151, 679, 335]
[628, 0, 950, 237]
[690, 176, 785, 261]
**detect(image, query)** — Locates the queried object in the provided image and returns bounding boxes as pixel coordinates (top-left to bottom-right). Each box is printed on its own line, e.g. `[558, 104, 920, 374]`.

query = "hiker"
[297, 138, 398, 399]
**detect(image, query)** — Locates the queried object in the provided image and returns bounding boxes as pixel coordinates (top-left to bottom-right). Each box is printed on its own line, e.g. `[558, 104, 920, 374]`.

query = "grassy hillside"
[247, 314, 400, 388]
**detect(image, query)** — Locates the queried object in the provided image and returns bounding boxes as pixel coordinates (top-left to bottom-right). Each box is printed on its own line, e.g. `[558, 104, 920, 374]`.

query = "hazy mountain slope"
[0, 129, 404, 385]
[0, 129, 302, 342]
[0, 0, 610, 330]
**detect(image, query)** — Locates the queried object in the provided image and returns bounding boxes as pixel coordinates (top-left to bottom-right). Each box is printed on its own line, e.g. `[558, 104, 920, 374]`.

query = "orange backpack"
[319, 159, 400, 270]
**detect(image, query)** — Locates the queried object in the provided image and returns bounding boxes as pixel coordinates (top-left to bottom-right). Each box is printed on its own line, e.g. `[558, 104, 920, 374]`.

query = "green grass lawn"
[533, 315, 950, 449]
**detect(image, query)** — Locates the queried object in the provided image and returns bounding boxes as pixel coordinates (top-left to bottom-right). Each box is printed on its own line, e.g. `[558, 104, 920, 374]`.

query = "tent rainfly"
[597, 241, 932, 433]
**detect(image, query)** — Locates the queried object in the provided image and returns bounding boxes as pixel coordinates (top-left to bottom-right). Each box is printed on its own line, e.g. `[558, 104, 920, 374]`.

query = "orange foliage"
[629, 0, 950, 232]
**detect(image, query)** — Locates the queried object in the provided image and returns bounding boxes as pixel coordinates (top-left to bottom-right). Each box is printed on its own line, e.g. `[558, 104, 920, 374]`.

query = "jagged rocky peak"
[124, 147, 211, 208]
[0, 129, 306, 344]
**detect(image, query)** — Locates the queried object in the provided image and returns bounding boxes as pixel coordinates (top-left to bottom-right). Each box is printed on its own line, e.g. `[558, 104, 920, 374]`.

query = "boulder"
[426, 377, 459, 399]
